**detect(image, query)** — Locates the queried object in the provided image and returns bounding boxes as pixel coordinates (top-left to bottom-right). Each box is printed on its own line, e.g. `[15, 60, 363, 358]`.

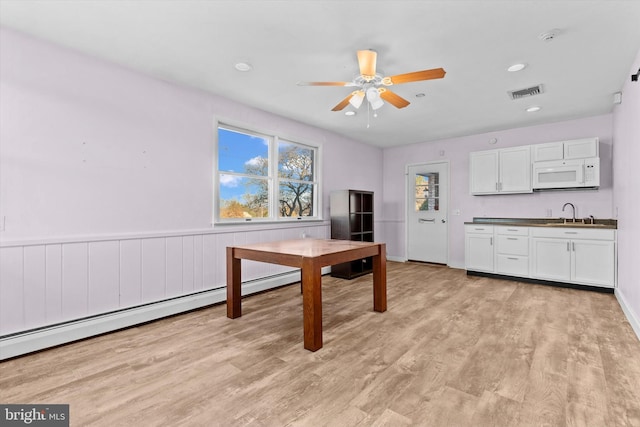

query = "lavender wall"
[382, 114, 614, 267]
[612, 48, 640, 335]
[0, 27, 383, 242]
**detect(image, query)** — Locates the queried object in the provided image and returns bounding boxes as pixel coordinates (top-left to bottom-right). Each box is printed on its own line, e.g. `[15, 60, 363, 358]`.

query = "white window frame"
[214, 120, 321, 224]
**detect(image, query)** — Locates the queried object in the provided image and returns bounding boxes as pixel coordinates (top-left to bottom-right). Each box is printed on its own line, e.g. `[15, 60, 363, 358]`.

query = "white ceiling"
[1, 0, 639, 147]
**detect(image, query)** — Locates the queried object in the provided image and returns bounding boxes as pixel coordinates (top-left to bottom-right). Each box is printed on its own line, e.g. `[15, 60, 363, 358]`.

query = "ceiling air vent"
[508, 84, 543, 100]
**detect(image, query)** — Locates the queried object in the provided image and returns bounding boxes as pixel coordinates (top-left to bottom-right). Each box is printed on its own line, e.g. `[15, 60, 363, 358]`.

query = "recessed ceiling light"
[234, 62, 252, 72]
[345, 111, 356, 116]
[415, 93, 426, 98]
[507, 63, 526, 72]
[526, 106, 541, 112]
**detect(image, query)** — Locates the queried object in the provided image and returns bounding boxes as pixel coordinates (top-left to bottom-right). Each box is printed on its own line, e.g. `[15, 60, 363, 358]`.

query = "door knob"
[441, 219, 446, 223]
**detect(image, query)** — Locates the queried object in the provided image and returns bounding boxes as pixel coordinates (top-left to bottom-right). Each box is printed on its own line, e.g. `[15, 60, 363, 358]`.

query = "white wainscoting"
[0, 223, 330, 358]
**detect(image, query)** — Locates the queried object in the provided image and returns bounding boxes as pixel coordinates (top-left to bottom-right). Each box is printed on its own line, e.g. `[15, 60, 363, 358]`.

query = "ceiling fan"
[298, 50, 446, 112]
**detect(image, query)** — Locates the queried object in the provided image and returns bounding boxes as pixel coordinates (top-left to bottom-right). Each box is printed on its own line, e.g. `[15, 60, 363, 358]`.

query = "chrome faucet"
[562, 202, 576, 223]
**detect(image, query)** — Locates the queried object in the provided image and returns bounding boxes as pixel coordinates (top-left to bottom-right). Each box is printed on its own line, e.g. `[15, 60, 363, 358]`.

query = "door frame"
[405, 160, 451, 265]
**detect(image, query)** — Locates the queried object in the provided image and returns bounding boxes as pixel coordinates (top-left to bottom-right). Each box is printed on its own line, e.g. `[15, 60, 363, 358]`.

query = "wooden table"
[226, 239, 387, 351]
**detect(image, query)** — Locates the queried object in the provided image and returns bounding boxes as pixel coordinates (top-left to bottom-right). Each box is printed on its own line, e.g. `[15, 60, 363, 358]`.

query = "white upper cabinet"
[469, 150, 499, 194]
[499, 147, 532, 193]
[564, 138, 599, 159]
[532, 142, 564, 162]
[532, 137, 599, 162]
[470, 146, 532, 195]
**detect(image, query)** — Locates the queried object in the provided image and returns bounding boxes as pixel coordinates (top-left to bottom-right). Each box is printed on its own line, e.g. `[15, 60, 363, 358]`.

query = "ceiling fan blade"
[378, 88, 410, 109]
[383, 68, 446, 85]
[357, 50, 377, 79]
[331, 93, 355, 111]
[297, 81, 355, 86]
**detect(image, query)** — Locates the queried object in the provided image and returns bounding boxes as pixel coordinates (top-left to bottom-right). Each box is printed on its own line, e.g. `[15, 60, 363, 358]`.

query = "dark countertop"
[464, 217, 617, 229]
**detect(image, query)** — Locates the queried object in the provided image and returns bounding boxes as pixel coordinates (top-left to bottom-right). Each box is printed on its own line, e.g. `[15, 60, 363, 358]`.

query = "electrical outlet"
[546, 209, 552, 217]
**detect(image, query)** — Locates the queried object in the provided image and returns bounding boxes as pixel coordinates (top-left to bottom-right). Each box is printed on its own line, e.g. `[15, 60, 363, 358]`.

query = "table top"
[231, 238, 381, 258]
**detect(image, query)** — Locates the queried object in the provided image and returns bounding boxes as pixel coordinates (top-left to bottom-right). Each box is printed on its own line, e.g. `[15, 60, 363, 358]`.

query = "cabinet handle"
[572, 242, 575, 251]
[507, 228, 518, 231]
[490, 237, 493, 246]
[507, 257, 519, 260]
[566, 242, 570, 251]
[564, 231, 578, 235]
[495, 182, 498, 191]
[507, 237, 518, 241]
[474, 227, 485, 231]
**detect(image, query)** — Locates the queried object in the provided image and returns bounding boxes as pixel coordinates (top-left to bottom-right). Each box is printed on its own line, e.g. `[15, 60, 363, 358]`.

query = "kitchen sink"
[543, 222, 609, 227]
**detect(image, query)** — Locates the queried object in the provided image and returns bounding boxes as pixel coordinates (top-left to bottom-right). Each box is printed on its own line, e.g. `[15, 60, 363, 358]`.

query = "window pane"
[279, 182, 314, 217]
[219, 174, 269, 218]
[278, 141, 314, 181]
[218, 127, 269, 175]
[414, 173, 439, 211]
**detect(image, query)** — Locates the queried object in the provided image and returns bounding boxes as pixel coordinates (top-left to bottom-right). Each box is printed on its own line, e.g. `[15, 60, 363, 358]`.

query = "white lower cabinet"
[531, 228, 616, 288]
[466, 224, 616, 289]
[465, 225, 494, 272]
[530, 238, 572, 281]
[495, 226, 529, 276]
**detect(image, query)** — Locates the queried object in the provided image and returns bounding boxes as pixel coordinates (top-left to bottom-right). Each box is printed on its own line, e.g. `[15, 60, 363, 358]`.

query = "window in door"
[414, 172, 439, 211]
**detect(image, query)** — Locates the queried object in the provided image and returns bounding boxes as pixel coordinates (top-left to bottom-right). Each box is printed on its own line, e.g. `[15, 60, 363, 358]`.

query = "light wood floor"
[2, 262, 639, 426]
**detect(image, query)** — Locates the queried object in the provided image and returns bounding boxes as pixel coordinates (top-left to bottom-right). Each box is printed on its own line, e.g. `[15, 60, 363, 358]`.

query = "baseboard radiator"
[0, 268, 329, 360]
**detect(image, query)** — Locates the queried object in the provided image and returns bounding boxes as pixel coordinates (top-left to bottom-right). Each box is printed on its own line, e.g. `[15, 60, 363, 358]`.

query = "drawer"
[496, 235, 528, 256]
[496, 226, 529, 236]
[496, 255, 529, 276]
[465, 225, 493, 234]
[531, 227, 615, 240]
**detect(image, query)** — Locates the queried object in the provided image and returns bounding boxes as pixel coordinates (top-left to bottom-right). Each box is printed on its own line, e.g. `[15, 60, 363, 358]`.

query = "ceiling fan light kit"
[299, 49, 446, 116]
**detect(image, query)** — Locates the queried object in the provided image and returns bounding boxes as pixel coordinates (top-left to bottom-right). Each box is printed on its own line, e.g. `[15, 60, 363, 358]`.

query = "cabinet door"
[499, 146, 532, 193]
[531, 238, 571, 281]
[533, 142, 564, 162]
[470, 150, 498, 194]
[563, 138, 598, 159]
[572, 240, 615, 287]
[465, 234, 494, 272]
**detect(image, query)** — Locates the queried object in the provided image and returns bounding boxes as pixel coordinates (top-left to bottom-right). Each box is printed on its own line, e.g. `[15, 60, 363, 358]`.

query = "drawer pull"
[507, 257, 519, 260]
[507, 237, 518, 241]
[474, 227, 485, 231]
[564, 231, 578, 234]
[507, 228, 518, 231]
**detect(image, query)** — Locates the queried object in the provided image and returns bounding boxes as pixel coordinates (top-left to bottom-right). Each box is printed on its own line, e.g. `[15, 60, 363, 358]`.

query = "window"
[414, 172, 439, 212]
[215, 124, 320, 222]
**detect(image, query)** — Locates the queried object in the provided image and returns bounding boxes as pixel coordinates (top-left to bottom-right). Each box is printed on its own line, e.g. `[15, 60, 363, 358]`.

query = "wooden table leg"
[373, 243, 387, 312]
[302, 257, 323, 351]
[226, 247, 242, 318]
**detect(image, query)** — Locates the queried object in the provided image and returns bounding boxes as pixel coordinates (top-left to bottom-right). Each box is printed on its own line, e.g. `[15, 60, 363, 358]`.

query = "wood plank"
[2, 262, 639, 426]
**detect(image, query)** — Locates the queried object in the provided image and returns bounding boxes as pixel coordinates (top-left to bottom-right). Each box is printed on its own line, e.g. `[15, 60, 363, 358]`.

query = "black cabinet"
[330, 190, 374, 279]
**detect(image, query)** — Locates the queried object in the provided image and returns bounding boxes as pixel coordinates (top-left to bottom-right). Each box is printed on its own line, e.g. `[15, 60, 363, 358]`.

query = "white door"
[407, 162, 448, 264]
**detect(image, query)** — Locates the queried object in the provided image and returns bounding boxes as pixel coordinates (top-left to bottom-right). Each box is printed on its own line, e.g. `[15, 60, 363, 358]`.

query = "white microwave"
[533, 157, 600, 190]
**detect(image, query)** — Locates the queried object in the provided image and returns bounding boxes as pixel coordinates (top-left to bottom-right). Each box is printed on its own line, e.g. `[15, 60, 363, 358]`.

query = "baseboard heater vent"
[0, 267, 329, 360]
